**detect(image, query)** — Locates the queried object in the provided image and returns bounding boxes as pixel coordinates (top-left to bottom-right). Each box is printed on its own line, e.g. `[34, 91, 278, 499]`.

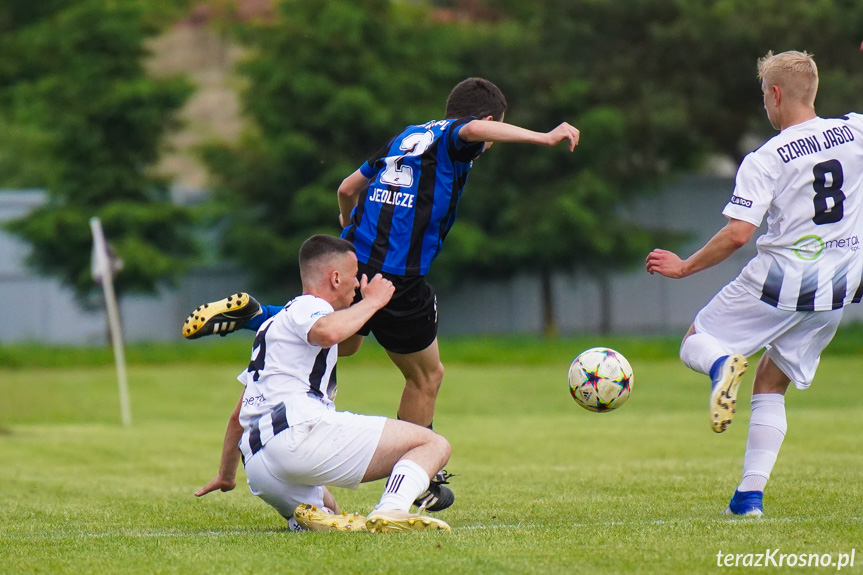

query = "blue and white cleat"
[709, 354, 748, 433]
[723, 489, 764, 517]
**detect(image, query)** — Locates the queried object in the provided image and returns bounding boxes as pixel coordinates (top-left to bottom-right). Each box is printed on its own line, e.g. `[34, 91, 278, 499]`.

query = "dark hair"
[444, 77, 507, 121]
[299, 234, 355, 270]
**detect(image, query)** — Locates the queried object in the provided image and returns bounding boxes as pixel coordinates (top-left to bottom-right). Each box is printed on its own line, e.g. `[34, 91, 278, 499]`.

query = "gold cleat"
[293, 504, 368, 532]
[709, 354, 748, 433]
[366, 510, 451, 533]
[182, 292, 261, 339]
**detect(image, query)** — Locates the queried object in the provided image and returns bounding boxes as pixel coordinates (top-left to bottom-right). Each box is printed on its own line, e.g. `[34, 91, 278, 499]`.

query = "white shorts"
[244, 409, 386, 518]
[693, 279, 843, 389]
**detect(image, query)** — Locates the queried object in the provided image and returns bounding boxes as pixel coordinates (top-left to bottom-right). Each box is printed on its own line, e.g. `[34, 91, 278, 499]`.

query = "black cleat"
[182, 292, 261, 339]
[413, 470, 455, 512]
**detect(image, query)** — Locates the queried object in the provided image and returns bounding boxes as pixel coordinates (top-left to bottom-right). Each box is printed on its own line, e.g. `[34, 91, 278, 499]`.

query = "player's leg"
[387, 339, 444, 428]
[352, 261, 440, 426]
[362, 419, 452, 532]
[366, 274, 455, 512]
[679, 281, 802, 432]
[276, 412, 450, 532]
[385, 340, 456, 512]
[252, 413, 386, 532]
[725, 306, 843, 517]
[362, 419, 450, 481]
[244, 450, 366, 532]
[724, 354, 789, 517]
[679, 323, 749, 432]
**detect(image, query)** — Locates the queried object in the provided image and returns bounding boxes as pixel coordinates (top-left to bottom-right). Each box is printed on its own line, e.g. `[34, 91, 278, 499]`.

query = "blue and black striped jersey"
[342, 117, 484, 276]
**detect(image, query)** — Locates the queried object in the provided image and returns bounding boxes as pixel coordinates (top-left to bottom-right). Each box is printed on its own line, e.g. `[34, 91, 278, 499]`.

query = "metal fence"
[2, 178, 861, 344]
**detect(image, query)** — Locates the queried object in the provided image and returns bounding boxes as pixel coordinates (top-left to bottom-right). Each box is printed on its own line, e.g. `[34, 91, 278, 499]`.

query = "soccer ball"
[568, 347, 633, 412]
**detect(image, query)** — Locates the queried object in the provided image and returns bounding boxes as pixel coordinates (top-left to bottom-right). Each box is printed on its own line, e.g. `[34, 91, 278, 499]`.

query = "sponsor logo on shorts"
[730, 195, 753, 208]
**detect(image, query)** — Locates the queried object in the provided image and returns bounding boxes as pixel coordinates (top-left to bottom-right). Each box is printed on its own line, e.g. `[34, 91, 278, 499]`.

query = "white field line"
[3, 515, 862, 541]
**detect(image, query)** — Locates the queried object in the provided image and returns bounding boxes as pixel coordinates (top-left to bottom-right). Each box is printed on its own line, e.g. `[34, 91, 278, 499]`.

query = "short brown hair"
[299, 234, 355, 273]
[445, 78, 507, 121]
[757, 50, 818, 106]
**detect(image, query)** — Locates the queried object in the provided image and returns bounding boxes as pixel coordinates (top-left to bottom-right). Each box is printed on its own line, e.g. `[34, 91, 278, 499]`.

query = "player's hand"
[194, 476, 236, 497]
[645, 249, 688, 279]
[359, 273, 395, 308]
[545, 122, 580, 151]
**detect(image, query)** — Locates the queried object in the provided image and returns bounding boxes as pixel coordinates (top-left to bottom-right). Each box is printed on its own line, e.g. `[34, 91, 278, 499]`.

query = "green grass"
[1, 333, 862, 574]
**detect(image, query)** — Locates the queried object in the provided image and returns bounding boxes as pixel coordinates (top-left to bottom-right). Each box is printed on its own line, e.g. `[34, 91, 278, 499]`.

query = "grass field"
[1, 330, 862, 574]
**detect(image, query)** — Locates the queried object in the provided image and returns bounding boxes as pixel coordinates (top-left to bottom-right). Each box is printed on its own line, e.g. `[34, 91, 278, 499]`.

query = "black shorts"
[354, 261, 438, 355]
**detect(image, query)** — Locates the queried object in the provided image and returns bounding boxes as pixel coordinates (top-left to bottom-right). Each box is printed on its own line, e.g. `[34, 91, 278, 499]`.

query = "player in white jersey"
[646, 50, 863, 517]
[196, 235, 452, 532]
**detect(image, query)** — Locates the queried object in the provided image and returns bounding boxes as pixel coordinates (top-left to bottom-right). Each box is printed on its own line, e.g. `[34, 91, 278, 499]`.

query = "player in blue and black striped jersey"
[183, 78, 579, 511]
[333, 77, 578, 424]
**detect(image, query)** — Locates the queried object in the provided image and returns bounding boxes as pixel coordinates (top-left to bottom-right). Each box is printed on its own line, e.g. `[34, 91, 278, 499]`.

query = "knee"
[407, 362, 444, 392]
[433, 433, 451, 466]
[433, 362, 444, 386]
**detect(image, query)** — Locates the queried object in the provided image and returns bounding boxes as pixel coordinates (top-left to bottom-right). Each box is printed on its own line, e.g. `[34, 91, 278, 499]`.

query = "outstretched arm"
[458, 120, 580, 151]
[646, 218, 757, 279]
[195, 393, 244, 497]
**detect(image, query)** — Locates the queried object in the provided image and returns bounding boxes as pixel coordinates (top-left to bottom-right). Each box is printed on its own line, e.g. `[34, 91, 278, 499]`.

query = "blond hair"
[757, 50, 818, 106]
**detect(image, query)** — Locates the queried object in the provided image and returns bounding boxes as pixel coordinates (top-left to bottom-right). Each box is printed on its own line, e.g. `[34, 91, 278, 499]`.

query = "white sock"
[680, 332, 726, 375]
[737, 393, 787, 493]
[374, 459, 430, 513]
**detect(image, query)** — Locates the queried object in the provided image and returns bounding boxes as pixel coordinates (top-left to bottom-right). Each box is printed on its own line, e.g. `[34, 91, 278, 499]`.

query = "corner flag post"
[89, 217, 132, 427]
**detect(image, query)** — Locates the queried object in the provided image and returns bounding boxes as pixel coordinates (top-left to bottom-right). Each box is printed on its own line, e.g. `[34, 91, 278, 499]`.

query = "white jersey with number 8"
[723, 113, 863, 311]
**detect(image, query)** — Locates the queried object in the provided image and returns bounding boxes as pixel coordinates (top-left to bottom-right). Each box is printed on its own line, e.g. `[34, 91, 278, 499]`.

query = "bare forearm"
[646, 219, 755, 279]
[218, 413, 243, 481]
[196, 399, 245, 497]
[460, 120, 549, 145]
[682, 227, 748, 276]
[309, 298, 383, 348]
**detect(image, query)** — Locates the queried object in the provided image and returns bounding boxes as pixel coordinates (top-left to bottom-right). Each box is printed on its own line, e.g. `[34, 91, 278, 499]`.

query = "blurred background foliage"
[0, 0, 195, 302]
[1, 0, 861, 330]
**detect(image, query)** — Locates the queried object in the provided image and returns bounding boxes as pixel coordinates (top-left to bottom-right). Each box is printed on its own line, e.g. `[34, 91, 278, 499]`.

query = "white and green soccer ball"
[568, 347, 633, 412]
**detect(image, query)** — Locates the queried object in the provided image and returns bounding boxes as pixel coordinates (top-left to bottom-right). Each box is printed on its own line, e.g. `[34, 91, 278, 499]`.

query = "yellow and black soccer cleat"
[182, 292, 261, 339]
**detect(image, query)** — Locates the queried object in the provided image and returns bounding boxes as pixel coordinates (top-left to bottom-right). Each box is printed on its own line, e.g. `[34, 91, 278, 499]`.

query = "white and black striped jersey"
[236, 294, 337, 461]
[724, 113, 863, 311]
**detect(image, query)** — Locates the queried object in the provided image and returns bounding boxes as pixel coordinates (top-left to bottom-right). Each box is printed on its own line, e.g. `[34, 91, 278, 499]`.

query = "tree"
[429, 0, 699, 336]
[0, 0, 195, 301]
[431, 0, 863, 335]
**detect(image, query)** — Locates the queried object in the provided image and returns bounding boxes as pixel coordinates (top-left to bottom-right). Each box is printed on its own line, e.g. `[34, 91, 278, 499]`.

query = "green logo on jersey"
[792, 234, 824, 261]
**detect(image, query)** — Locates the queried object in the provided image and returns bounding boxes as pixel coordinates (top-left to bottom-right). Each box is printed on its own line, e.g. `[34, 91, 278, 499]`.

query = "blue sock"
[245, 304, 281, 331]
[709, 355, 729, 383]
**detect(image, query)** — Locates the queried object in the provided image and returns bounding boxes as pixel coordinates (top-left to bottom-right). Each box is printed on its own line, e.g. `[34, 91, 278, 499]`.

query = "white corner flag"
[90, 217, 132, 427]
